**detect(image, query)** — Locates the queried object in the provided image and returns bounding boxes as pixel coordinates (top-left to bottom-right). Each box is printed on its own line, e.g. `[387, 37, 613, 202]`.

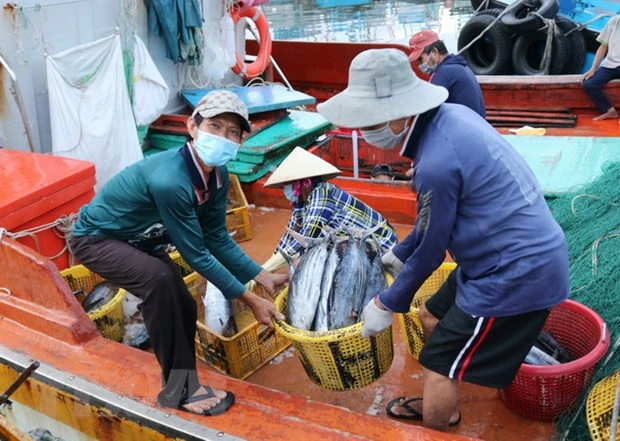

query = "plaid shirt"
[277, 182, 398, 256]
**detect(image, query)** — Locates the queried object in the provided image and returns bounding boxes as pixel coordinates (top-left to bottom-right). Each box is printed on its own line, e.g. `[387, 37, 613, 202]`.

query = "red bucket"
[499, 299, 609, 421]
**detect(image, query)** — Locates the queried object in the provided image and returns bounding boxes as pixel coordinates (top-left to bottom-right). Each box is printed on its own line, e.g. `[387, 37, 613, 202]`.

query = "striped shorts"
[419, 272, 550, 389]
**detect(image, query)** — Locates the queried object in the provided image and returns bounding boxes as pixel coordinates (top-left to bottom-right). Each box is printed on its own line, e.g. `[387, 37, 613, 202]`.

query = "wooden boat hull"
[0, 235, 473, 441]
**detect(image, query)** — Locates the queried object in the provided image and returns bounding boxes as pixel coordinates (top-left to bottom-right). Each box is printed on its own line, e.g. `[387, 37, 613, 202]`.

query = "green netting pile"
[548, 162, 620, 440]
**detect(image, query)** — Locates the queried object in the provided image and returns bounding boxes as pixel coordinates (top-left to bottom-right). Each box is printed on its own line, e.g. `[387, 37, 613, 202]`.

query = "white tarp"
[131, 34, 169, 126]
[46, 34, 143, 191]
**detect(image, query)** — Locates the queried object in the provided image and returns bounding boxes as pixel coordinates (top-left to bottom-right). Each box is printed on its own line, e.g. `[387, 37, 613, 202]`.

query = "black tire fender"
[501, 0, 560, 35]
[458, 13, 514, 75]
[555, 15, 586, 74]
[511, 28, 569, 75]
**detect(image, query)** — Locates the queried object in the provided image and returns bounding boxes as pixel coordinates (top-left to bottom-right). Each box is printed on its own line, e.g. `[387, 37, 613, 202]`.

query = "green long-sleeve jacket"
[72, 144, 261, 298]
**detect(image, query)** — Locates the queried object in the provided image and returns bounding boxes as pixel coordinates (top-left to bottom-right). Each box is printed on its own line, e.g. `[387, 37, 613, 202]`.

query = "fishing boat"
[0, 1, 618, 440]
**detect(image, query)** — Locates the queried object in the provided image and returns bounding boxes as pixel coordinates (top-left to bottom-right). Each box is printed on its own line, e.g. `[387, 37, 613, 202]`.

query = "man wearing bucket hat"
[70, 90, 287, 417]
[317, 49, 569, 431]
[408, 29, 486, 118]
[259, 147, 398, 271]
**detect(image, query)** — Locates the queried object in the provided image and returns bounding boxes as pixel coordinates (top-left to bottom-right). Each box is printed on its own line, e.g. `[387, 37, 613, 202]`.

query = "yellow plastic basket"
[226, 174, 252, 243]
[399, 262, 457, 360]
[587, 370, 620, 440]
[273, 275, 395, 391]
[60, 265, 126, 342]
[168, 252, 290, 379]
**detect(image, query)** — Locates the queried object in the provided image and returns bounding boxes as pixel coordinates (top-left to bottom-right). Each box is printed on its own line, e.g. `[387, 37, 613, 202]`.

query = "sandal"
[180, 385, 235, 416]
[386, 396, 461, 427]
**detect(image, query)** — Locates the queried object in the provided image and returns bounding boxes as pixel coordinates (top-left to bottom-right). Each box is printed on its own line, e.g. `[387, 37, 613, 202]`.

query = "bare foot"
[181, 386, 227, 414]
[387, 397, 461, 426]
[593, 109, 618, 121]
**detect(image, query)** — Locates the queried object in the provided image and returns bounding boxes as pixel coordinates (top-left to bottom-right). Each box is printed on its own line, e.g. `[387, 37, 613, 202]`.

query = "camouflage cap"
[191, 90, 251, 133]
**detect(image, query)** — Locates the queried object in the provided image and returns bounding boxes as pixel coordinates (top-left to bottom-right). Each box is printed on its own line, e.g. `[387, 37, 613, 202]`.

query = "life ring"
[457, 13, 513, 75]
[500, 0, 559, 35]
[231, 6, 272, 78]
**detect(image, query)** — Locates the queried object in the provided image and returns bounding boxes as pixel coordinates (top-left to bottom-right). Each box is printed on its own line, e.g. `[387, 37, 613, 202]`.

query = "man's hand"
[582, 69, 595, 82]
[254, 269, 288, 297]
[382, 249, 404, 276]
[239, 290, 285, 328]
[361, 296, 394, 338]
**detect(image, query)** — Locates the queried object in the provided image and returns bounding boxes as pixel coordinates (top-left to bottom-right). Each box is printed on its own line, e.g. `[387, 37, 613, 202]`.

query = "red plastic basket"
[499, 299, 609, 421]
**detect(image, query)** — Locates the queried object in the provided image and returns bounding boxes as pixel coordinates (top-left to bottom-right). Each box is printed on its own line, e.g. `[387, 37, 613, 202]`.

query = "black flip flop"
[386, 396, 461, 427]
[180, 385, 235, 416]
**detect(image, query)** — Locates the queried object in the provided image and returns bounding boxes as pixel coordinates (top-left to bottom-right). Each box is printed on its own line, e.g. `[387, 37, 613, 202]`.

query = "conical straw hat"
[264, 147, 342, 188]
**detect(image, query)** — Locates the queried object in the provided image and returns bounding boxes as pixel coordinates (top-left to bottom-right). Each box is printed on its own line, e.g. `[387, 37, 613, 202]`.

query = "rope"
[0, 288, 11, 299]
[0, 214, 78, 264]
[565, 13, 613, 36]
[591, 230, 620, 275]
[532, 14, 557, 75]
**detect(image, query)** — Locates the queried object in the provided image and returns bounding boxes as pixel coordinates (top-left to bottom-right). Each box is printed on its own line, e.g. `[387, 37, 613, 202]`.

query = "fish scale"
[328, 236, 368, 330]
[312, 241, 341, 331]
[287, 240, 330, 330]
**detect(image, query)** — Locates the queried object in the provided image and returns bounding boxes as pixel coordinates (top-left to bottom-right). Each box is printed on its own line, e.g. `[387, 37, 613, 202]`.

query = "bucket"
[274, 281, 394, 391]
[499, 299, 609, 421]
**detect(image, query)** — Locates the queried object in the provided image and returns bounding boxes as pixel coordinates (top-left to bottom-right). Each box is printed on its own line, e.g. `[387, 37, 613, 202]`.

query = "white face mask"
[194, 130, 240, 166]
[361, 122, 409, 150]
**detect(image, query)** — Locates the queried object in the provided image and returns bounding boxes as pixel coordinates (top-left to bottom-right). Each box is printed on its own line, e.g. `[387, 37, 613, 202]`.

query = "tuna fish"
[82, 282, 118, 313]
[286, 236, 330, 331]
[356, 238, 387, 322]
[312, 240, 342, 332]
[328, 234, 368, 330]
[203, 281, 237, 337]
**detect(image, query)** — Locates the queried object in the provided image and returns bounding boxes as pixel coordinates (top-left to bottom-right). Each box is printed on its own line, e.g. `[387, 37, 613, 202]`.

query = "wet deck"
[222, 207, 555, 441]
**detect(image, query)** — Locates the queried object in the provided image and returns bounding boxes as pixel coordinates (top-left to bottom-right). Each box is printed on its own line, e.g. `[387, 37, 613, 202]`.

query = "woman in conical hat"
[259, 147, 398, 271]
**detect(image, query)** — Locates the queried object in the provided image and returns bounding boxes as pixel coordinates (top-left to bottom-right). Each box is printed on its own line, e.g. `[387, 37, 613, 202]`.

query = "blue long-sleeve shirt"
[380, 104, 569, 317]
[431, 54, 486, 118]
[72, 144, 262, 299]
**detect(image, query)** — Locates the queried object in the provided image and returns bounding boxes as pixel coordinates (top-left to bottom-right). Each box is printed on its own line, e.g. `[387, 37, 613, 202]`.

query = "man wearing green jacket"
[69, 90, 287, 417]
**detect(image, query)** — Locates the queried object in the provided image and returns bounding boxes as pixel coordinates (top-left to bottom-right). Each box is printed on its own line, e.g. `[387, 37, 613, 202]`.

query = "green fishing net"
[548, 162, 620, 440]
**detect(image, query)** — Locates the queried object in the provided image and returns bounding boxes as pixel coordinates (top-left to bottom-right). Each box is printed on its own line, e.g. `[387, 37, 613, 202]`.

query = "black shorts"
[419, 268, 550, 389]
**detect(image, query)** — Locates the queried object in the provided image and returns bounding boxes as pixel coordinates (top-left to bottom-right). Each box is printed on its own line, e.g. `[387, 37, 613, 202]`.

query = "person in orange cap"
[409, 29, 485, 118]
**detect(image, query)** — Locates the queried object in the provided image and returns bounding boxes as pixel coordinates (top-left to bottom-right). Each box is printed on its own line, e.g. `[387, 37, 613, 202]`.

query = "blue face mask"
[283, 184, 298, 203]
[194, 130, 240, 166]
[419, 62, 437, 75]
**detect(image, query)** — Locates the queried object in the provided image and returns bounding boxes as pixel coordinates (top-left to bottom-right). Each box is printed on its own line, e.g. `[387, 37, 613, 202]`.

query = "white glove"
[361, 297, 394, 338]
[381, 249, 404, 276]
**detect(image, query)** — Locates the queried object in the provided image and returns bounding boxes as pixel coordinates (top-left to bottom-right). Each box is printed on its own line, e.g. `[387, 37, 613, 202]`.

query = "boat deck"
[232, 208, 555, 441]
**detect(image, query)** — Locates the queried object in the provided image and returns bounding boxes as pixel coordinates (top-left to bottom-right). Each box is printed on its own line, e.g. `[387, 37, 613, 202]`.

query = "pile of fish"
[524, 330, 574, 365]
[78, 282, 150, 348]
[80, 281, 119, 313]
[284, 232, 387, 332]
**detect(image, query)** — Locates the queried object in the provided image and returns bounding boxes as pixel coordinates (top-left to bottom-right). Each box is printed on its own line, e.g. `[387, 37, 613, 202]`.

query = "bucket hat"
[264, 147, 341, 188]
[316, 49, 448, 128]
[191, 90, 251, 133]
[408, 29, 440, 61]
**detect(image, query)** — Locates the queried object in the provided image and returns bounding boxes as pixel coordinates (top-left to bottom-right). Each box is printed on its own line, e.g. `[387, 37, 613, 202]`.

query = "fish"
[203, 281, 237, 337]
[356, 238, 387, 323]
[312, 239, 342, 332]
[82, 281, 118, 313]
[524, 345, 561, 366]
[328, 233, 368, 330]
[535, 330, 574, 363]
[286, 236, 330, 331]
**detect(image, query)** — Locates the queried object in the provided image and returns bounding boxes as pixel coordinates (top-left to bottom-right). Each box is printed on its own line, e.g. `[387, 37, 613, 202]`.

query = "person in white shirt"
[582, 15, 620, 121]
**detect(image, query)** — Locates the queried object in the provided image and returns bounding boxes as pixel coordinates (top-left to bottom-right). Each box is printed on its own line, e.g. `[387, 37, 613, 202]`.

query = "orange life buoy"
[231, 6, 272, 78]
